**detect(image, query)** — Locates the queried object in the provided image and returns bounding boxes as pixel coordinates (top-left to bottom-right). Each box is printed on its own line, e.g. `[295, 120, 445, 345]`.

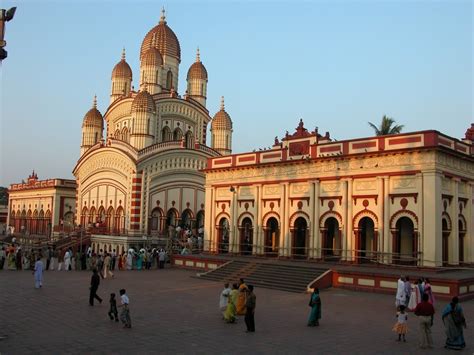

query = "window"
[166, 70, 173, 90]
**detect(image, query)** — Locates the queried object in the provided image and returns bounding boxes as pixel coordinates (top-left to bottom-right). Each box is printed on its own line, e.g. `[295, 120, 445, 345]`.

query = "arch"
[355, 217, 377, 263]
[114, 129, 121, 139]
[353, 209, 379, 230]
[150, 207, 163, 232]
[441, 212, 452, 231]
[38, 209, 45, 235]
[319, 210, 343, 229]
[166, 208, 179, 227]
[389, 209, 418, 230]
[442, 217, 450, 265]
[237, 212, 254, 226]
[89, 206, 96, 225]
[458, 214, 467, 232]
[292, 217, 308, 258]
[459, 216, 466, 263]
[97, 206, 106, 224]
[185, 130, 194, 149]
[173, 127, 183, 141]
[289, 211, 310, 228]
[196, 210, 205, 229]
[322, 217, 341, 259]
[166, 70, 173, 90]
[239, 216, 253, 255]
[162, 126, 171, 142]
[264, 216, 280, 256]
[392, 216, 417, 265]
[181, 208, 194, 229]
[121, 127, 130, 143]
[262, 211, 281, 227]
[106, 206, 115, 232]
[115, 206, 125, 234]
[10, 210, 15, 218]
[81, 206, 88, 226]
[216, 216, 230, 253]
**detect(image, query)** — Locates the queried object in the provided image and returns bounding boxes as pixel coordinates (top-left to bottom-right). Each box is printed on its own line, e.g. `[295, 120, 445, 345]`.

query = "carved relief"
[292, 183, 309, 194]
[321, 182, 341, 193]
[392, 178, 416, 190]
[264, 185, 280, 195]
[239, 187, 253, 197]
[354, 179, 376, 191]
[217, 188, 230, 197]
[441, 177, 450, 192]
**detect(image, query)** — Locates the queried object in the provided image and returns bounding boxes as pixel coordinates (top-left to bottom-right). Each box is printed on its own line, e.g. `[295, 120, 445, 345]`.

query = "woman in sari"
[442, 297, 466, 350]
[7, 249, 16, 270]
[236, 278, 248, 316]
[224, 283, 239, 323]
[126, 251, 133, 270]
[407, 280, 422, 311]
[423, 278, 435, 305]
[307, 288, 322, 326]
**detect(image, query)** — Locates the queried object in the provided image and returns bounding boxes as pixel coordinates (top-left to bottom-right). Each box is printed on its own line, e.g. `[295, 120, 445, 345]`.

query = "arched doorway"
[393, 217, 417, 265]
[239, 217, 253, 255]
[442, 218, 450, 266]
[459, 218, 466, 264]
[166, 209, 178, 227]
[356, 217, 376, 263]
[264, 217, 279, 256]
[323, 217, 341, 260]
[106, 207, 114, 233]
[196, 210, 204, 233]
[217, 217, 229, 253]
[185, 131, 194, 149]
[149, 208, 162, 234]
[292, 217, 308, 258]
[181, 209, 193, 229]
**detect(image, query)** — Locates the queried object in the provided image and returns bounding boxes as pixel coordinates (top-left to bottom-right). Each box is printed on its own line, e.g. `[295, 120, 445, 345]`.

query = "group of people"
[219, 279, 256, 333]
[89, 268, 132, 328]
[118, 248, 167, 270]
[393, 275, 467, 350]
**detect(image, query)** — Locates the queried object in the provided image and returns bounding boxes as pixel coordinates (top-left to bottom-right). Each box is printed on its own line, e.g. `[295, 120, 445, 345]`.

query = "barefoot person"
[414, 293, 435, 349]
[89, 269, 103, 306]
[307, 288, 322, 327]
[33, 256, 44, 289]
[119, 289, 132, 328]
[244, 285, 256, 333]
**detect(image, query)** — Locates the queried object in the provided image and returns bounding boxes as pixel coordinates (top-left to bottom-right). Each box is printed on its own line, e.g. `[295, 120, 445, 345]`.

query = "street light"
[0, 7, 17, 61]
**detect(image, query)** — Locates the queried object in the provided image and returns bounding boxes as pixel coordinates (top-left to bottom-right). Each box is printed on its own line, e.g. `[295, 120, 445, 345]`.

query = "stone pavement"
[0, 268, 472, 354]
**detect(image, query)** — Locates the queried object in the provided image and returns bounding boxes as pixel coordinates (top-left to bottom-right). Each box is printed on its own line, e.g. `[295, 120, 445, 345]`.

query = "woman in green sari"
[307, 288, 322, 327]
[224, 283, 239, 323]
[442, 297, 467, 350]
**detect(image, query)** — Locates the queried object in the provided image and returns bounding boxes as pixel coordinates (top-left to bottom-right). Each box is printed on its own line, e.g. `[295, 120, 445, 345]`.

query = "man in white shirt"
[119, 289, 131, 328]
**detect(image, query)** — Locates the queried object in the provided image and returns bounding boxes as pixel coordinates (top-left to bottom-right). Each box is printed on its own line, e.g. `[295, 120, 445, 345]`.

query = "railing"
[138, 141, 182, 158]
[87, 227, 128, 236]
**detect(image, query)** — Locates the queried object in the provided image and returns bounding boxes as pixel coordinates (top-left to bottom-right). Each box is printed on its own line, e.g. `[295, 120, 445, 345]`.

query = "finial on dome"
[160, 6, 166, 24]
[196, 47, 200, 62]
[121, 47, 126, 61]
[220, 96, 225, 110]
[93, 95, 97, 109]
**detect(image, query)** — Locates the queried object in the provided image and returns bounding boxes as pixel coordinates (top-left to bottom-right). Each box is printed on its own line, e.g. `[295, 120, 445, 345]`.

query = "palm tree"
[368, 115, 404, 136]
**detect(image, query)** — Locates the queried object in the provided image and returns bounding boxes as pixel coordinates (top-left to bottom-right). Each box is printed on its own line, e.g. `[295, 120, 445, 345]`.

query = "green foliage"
[0, 187, 8, 205]
[368, 115, 404, 136]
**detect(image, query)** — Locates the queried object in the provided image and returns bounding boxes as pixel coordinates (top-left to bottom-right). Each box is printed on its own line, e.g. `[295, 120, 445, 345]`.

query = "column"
[341, 180, 348, 261]
[230, 187, 238, 253]
[346, 178, 353, 261]
[255, 184, 262, 255]
[308, 181, 315, 258]
[468, 183, 474, 263]
[451, 178, 460, 265]
[376, 177, 384, 262]
[280, 182, 289, 257]
[383, 176, 390, 264]
[422, 171, 443, 266]
[203, 186, 213, 252]
[313, 180, 321, 259]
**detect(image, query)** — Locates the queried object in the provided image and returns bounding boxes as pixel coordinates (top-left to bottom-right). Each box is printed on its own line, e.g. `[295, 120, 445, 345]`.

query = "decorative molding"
[389, 193, 418, 204]
[289, 197, 310, 207]
[352, 195, 378, 206]
[319, 196, 342, 207]
[238, 199, 255, 208]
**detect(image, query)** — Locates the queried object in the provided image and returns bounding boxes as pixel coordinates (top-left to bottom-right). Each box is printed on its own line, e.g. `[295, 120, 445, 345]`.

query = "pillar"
[255, 184, 262, 255]
[451, 178, 460, 265]
[346, 179, 353, 261]
[422, 171, 443, 266]
[376, 177, 384, 262]
[204, 186, 213, 252]
[383, 176, 390, 264]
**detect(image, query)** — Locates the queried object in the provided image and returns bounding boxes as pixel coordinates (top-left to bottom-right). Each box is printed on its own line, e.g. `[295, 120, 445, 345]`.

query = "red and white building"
[204, 121, 474, 267]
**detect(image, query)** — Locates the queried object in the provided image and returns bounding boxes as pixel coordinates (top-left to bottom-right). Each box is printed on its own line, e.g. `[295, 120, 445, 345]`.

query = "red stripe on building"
[352, 141, 377, 149]
[130, 208, 141, 215]
[130, 224, 139, 230]
[455, 144, 467, 152]
[388, 136, 421, 145]
[214, 158, 232, 165]
[132, 178, 142, 183]
[132, 186, 141, 191]
[132, 193, 141, 199]
[262, 153, 281, 159]
[131, 201, 141, 206]
[130, 216, 140, 222]
[238, 156, 256, 162]
[438, 138, 452, 147]
[320, 145, 341, 153]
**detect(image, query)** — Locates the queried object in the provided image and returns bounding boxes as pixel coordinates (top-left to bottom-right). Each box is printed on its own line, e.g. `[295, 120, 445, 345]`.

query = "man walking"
[244, 285, 256, 333]
[414, 293, 435, 349]
[89, 269, 103, 306]
[46, 247, 52, 271]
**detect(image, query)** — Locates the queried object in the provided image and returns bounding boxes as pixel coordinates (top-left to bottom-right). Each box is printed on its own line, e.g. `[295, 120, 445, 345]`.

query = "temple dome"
[211, 97, 232, 130]
[131, 89, 156, 113]
[142, 47, 163, 67]
[83, 96, 103, 128]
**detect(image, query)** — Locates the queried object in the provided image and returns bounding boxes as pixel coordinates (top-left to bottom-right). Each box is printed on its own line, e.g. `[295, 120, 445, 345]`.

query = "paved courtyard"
[0, 267, 472, 354]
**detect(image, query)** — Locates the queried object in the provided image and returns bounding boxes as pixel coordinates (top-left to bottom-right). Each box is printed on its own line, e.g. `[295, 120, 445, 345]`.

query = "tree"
[368, 115, 404, 136]
[0, 187, 8, 205]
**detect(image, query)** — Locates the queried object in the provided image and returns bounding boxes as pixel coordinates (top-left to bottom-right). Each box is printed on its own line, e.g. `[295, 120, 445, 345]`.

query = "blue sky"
[0, 0, 472, 186]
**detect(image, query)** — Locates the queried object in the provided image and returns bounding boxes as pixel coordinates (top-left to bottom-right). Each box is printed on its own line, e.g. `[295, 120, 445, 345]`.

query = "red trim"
[352, 141, 377, 149]
[132, 178, 142, 183]
[131, 193, 141, 199]
[261, 152, 281, 159]
[388, 136, 422, 145]
[130, 208, 141, 214]
[130, 216, 140, 222]
[438, 137, 453, 147]
[131, 201, 141, 206]
[389, 193, 418, 204]
[320, 145, 341, 153]
[214, 158, 232, 165]
[238, 156, 256, 162]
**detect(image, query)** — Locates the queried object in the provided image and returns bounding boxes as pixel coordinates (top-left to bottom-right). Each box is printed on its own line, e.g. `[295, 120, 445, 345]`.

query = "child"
[108, 293, 119, 322]
[119, 289, 131, 328]
[392, 305, 408, 342]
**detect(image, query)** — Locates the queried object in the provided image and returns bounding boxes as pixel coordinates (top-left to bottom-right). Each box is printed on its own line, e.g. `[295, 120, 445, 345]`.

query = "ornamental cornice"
[156, 98, 211, 123]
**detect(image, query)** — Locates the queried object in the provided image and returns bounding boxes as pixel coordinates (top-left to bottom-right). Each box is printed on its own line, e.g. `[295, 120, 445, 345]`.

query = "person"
[392, 305, 408, 342]
[158, 249, 166, 269]
[121, 252, 127, 270]
[423, 278, 435, 305]
[46, 247, 52, 271]
[103, 253, 114, 279]
[58, 249, 64, 271]
[224, 283, 239, 323]
[414, 293, 435, 349]
[15, 247, 22, 270]
[404, 276, 412, 307]
[50, 247, 58, 271]
[64, 249, 71, 271]
[407, 279, 421, 311]
[33, 256, 44, 289]
[111, 249, 117, 271]
[0, 246, 5, 270]
[418, 278, 425, 296]
[97, 254, 104, 278]
[89, 269, 103, 306]
[307, 288, 322, 327]
[442, 296, 466, 350]
[7, 247, 16, 270]
[126, 250, 133, 270]
[244, 285, 256, 333]
[118, 252, 124, 270]
[119, 289, 132, 328]
[180, 246, 190, 255]
[219, 283, 232, 318]
[136, 251, 143, 270]
[395, 276, 406, 307]
[108, 293, 119, 322]
[236, 278, 248, 316]
[75, 250, 81, 271]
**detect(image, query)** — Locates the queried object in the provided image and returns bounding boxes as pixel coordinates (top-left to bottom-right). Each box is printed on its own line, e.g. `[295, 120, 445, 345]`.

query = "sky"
[0, 0, 472, 186]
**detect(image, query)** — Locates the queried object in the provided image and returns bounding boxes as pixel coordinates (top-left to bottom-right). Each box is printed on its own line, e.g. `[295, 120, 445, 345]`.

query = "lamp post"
[0, 7, 17, 61]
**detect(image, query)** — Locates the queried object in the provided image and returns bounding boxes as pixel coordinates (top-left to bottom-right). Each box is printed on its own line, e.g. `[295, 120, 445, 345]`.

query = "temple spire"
[121, 47, 126, 61]
[196, 47, 200, 62]
[93, 94, 97, 109]
[160, 7, 166, 24]
[220, 96, 225, 110]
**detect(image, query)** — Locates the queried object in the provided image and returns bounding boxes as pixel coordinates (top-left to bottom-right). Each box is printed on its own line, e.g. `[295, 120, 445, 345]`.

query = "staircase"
[197, 260, 328, 293]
